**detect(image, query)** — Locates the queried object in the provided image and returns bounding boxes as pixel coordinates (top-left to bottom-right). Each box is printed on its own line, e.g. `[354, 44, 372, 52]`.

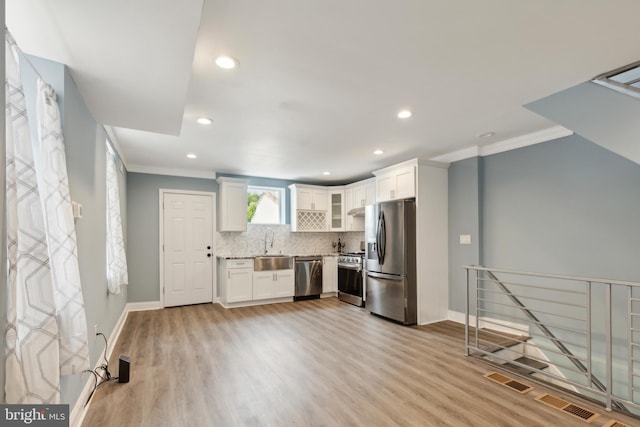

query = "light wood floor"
[82, 298, 638, 427]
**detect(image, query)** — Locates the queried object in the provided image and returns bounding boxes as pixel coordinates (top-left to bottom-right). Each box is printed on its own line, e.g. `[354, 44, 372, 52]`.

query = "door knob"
[207, 245, 211, 250]
[207, 253, 212, 257]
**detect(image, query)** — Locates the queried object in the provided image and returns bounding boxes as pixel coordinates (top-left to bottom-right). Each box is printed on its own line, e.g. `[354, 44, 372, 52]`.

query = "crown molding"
[479, 126, 573, 157]
[127, 164, 217, 180]
[429, 146, 480, 164]
[429, 126, 574, 164]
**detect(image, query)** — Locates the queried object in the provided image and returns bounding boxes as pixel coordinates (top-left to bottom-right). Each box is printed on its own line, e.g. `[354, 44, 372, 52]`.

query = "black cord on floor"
[82, 332, 119, 407]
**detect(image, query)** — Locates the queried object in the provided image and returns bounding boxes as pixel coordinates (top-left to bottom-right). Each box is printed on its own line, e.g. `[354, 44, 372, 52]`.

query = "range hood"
[347, 206, 365, 216]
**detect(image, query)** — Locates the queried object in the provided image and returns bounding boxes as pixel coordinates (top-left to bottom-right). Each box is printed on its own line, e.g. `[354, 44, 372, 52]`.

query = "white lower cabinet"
[253, 270, 295, 300]
[322, 256, 338, 293]
[218, 258, 254, 304]
[274, 270, 295, 297]
[227, 269, 253, 302]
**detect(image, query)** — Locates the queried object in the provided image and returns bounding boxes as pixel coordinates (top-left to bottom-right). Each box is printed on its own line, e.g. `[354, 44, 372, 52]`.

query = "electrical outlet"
[94, 324, 98, 335]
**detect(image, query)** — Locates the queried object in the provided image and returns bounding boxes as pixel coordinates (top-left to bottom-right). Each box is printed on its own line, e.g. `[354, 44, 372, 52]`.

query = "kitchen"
[199, 160, 447, 327]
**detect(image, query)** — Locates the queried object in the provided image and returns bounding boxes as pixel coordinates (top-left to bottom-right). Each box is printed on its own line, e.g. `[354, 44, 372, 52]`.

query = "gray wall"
[448, 134, 640, 312]
[14, 56, 128, 406]
[447, 157, 481, 313]
[126, 173, 216, 302]
[481, 134, 640, 279]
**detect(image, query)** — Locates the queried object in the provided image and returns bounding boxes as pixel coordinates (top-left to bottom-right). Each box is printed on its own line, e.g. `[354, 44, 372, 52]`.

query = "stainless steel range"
[337, 252, 365, 307]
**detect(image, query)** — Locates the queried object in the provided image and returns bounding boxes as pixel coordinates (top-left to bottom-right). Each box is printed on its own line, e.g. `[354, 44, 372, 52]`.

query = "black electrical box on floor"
[118, 355, 130, 383]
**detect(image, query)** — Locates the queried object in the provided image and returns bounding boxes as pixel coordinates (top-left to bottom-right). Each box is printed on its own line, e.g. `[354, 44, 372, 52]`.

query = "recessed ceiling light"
[373, 149, 384, 155]
[323, 171, 331, 176]
[215, 55, 238, 69]
[197, 117, 212, 125]
[478, 131, 495, 138]
[397, 110, 412, 119]
[186, 153, 197, 159]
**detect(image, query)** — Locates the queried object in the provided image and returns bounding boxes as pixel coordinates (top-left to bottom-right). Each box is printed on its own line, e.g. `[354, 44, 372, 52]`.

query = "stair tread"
[514, 356, 549, 370]
[502, 363, 538, 376]
[504, 356, 549, 374]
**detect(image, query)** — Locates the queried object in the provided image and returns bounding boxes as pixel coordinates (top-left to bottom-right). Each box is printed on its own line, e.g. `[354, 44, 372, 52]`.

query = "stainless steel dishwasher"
[294, 256, 323, 300]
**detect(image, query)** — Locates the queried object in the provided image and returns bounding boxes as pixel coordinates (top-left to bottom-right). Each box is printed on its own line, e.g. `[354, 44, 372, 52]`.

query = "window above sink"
[248, 185, 286, 225]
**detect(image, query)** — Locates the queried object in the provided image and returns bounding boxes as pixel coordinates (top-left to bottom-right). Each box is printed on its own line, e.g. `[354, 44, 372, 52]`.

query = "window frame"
[247, 185, 286, 225]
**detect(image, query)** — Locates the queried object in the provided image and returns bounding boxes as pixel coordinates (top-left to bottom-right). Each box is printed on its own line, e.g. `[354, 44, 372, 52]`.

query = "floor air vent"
[535, 393, 600, 423]
[483, 372, 534, 394]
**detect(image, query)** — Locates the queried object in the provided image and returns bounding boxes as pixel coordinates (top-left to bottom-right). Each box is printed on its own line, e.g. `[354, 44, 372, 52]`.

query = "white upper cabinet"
[217, 177, 248, 231]
[345, 178, 374, 231]
[328, 190, 345, 231]
[289, 184, 329, 232]
[352, 178, 375, 207]
[374, 164, 415, 202]
[295, 186, 328, 211]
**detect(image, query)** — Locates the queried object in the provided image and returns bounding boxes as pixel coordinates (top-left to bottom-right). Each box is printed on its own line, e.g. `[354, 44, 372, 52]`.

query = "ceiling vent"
[592, 60, 640, 100]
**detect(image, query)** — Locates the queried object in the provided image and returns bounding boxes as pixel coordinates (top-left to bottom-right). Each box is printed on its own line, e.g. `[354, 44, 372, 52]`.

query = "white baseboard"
[70, 301, 161, 427]
[418, 316, 449, 326]
[447, 310, 529, 335]
[127, 301, 162, 312]
[219, 297, 293, 309]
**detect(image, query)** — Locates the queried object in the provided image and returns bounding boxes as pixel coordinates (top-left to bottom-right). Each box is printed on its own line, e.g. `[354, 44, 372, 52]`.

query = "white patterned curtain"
[106, 142, 128, 294]
[36, 78, 90, 376]
[5, 31, 61, 403]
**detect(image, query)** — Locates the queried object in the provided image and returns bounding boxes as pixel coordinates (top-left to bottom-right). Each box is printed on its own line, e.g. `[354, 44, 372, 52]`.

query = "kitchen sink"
[254, 255, 294, 271]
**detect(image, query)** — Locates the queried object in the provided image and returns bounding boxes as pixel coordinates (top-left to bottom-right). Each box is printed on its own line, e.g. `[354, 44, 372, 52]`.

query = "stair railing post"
[628, 285, 633, 403]
[587, 281, 592, 386]
[475, 271, 480, 351]
[605, 282, 612, 412]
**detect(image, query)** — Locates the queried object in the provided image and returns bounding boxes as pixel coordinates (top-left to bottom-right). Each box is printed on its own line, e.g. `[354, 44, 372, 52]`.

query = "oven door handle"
[338, 264, 362, 271]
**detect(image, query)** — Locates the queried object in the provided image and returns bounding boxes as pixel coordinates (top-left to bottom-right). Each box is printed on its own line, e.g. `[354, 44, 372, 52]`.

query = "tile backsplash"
[217, 224, 364, 257]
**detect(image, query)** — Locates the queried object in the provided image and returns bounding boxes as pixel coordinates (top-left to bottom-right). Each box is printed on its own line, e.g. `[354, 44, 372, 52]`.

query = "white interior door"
[163, 192, 214, 307]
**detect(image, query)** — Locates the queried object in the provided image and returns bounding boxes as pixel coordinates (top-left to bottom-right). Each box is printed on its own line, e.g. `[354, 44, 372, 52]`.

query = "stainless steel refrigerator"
[364, 199, 417, 325]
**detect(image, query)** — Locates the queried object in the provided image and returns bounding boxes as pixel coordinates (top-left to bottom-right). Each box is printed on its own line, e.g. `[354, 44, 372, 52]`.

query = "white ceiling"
[8, 0, 640, 183]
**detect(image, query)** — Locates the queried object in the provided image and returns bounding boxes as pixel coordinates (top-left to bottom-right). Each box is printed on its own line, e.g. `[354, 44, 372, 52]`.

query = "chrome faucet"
[264, 228, 275, 255]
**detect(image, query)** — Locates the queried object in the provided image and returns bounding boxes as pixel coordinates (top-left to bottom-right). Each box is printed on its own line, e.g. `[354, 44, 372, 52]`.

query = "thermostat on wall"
[72, 201, 83, 219]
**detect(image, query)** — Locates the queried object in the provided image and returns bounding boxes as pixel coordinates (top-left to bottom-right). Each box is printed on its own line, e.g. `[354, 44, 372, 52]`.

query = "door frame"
[158, 189, 217, 308]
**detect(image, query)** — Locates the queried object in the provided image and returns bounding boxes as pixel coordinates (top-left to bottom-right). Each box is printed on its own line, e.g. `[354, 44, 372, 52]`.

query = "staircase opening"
[464, 265, 640, 418]
[592, 60, 640, 99]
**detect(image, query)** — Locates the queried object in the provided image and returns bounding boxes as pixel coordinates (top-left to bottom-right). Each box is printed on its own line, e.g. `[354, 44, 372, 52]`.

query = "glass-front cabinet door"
[329, 190, 344, 231]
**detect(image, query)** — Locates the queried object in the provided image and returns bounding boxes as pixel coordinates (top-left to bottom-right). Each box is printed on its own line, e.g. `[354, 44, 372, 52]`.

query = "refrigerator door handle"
[366, 271, 403, 281]
[379, 211, 386, 265]
[376, 210, 383, 263]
